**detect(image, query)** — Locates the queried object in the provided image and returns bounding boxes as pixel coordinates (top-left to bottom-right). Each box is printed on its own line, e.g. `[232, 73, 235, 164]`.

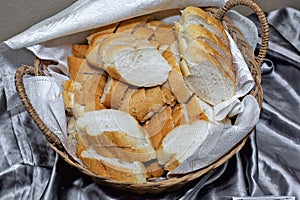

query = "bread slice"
[133, 27, 154, 39]
[146, 20, 168, 30]
[86, 15, 152, 65]
[87, 23, 119, 45]
[99, 34, 171, 87]
[115, 15, 153, 33]
[142, 106, 173, 150]
[78, 132, 156, 163]
[161, 47, 193, 103]
[153, 26, 176, 46]
[72, 73, 107, 105]
[129, 86, 164, 122]
[89, 32, 115, 47]
[171, 103, 189, 128]
[86, 32, 172, 88]
[144, 159, 165, 178]
[79, 149, 147, 183]
[160, 81, 176, 107]
[157, 120, 210, 171]
[72, 45, 89, 58]
[168, 70, 193, 103]
[118, 87, 137, 113]
[162, 47, 181, 73]
[62, 80, 75, 113]
[174, 7, 236, 106]
[179, 6, 229, 47]
[67, 56, 102, 80]
[85, 33, 115, 67]
[176, 23, 235, 82]
[76, 109, 156, 161]
[185, 95, 209, 123]
[63, 54, 108, 115]
[100, 76, 128, 109]
[183, 44, 235, 105]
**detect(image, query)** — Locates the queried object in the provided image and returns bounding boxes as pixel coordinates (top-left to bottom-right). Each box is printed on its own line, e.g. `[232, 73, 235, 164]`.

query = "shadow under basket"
[14, 0, 269, 194]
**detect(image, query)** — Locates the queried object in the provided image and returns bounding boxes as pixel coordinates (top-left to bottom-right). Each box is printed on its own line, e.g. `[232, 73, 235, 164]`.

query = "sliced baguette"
[62, 80, 75, 113]
[64, 59, 108, 115]
[78, 130, 155, 163]
[186, 95, 209, 122]
[100, 34, 171, 87]
[133, 27, 155, 39]
[180, 6, 229, 47]
[142, 106, 173, 150]
[87, 23, 119, 45]
[153, 26, 176, 46]
[176, 23, 235, 82]
[71, 45, 89, 58]
[115, 15, 153, 33]
[183, 44, 235, 105]
[144, 159, 165, 178]
[171, 103, 189, 128]
[85, 33, 133, 67]
[68, 56, 103, 80]
[89, 32, 115, 47]
[129, 86, 164, 122]
[146, 20, 168, 30]
[157, 120, 210, 171]
[167, 70, 193, 103]
[86, 33, 172, 87]
[73, 73, 107, 105]
[86, 15, 152, 66]
[100, 76, 128, 109]
[176, 7, 236, 102]
[76, 109, 156, 161]
[160, 81, 176, 107]
[161, 47, 193, 103]
[80, 149, 147, 183]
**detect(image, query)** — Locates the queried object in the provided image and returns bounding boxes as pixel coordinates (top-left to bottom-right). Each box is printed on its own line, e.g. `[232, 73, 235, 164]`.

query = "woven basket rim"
[14, 0, 269, 194]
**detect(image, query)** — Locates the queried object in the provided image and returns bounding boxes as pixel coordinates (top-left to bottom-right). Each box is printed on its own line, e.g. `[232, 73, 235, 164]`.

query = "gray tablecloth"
[0, 7, 299, 199]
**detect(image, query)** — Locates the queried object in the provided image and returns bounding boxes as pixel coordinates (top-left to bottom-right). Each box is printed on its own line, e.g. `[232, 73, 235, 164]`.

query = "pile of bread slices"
[62, 6, 236, 184]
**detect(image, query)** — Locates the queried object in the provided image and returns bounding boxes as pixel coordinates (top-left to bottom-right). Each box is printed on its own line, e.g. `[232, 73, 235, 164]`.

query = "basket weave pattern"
[14, 0, 269, 194]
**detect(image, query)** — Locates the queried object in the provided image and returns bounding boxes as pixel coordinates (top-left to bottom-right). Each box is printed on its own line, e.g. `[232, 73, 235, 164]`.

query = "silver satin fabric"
[0, 7, 299, 199]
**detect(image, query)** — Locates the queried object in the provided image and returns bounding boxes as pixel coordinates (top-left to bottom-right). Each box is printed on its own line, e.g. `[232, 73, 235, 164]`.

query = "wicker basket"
[14, 0, 269, 194]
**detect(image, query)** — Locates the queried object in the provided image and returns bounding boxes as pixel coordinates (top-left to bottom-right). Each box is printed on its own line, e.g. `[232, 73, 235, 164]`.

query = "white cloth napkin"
[5, 0, 228, 49]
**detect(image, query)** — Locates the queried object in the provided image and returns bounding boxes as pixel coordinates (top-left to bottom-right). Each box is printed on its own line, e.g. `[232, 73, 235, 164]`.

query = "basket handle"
[213, 0, 269, 67]
[15, 65, 63, 149]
